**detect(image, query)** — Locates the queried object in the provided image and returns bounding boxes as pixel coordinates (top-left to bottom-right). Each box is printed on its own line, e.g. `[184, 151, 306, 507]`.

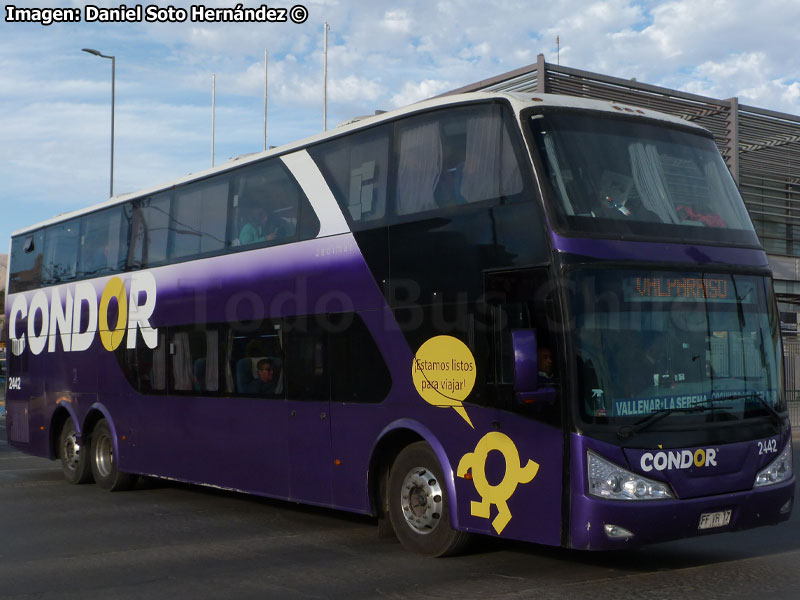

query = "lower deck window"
[116, 313, 391, 403]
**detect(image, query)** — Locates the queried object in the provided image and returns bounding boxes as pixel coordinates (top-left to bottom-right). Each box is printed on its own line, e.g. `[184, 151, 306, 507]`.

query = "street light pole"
[264, 48, 267, 151]
[212, 73, 216, 167]
[82, 48, 115, 197]
[323, 21, 329, 131]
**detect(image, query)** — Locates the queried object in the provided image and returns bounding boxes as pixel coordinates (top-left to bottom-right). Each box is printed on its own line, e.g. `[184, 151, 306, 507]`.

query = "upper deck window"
[127, 192, 171, 269]
[309, 102, 527, 229]
[78, 206, 126, 278]
[9, 230, 44, 293]
[42, 220, 80, 285]
[309, 123, 390, 225]
[530, 110, 760, 246]
[171, 179, 230, 259]
[230, 160, 312, 246]
[8, 154, 321, 293]
[394, 105, 523, 216]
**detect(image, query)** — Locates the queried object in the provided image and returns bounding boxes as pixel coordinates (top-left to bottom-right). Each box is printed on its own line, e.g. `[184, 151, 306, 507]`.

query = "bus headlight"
[588, 450, 674, 500]
[754, 441, 793, 487]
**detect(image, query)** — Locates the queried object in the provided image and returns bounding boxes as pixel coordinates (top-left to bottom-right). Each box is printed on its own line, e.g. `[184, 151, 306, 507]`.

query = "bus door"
[285, 316, 333, 506]
[480, 268, 565, 546]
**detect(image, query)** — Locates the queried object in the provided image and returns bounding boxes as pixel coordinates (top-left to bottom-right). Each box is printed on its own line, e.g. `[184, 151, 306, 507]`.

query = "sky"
[1, 0, 800, 252]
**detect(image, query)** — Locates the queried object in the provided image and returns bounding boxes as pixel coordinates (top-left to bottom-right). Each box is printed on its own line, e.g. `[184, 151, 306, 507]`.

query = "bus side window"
[395, 119, 442, 215]
[117, 331, 166, 393]
[230, 160, 318, 248]
[307, 124, 390, 227]
[230, 320, 285, 397]
[328, 314, 391, 404]
[43, 219, 80, 285]
[78, 206, 126, 278]
[170, 179, 229, 260]
[127, 194, 170, 269]
[169, 328, 221, 393]
[394, 104, 525, 217]
[459, 106, 524, 204]
[484, 268, 561, 421]
[9, 231, 44, 293]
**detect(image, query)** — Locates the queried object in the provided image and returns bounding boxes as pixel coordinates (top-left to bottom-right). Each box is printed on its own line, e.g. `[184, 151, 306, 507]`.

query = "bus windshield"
[530, 111, 760, 246]
[570, 268, 784, 429]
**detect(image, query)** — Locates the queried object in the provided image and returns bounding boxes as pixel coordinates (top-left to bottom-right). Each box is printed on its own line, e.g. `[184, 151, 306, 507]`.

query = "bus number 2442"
[757, 439, 778, 455]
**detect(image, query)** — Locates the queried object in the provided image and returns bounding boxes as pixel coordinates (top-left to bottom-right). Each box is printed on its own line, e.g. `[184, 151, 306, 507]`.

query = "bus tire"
[90, 419, 137, 491]
[59, 420, 93, 484]
[387, 442, 471, 557]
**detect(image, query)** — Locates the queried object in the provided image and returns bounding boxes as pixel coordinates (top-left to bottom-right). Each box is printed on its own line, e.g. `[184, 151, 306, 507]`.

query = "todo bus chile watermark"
[4, 3, 309, 25]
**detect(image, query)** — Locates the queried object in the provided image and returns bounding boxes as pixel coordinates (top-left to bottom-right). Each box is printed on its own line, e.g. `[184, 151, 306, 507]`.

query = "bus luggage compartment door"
[288, 399, 333, 506]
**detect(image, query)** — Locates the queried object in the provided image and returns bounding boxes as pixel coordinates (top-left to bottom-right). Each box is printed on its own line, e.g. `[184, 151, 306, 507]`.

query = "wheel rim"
[95, 433, 114, 478]
[62, 430, 81, 472]
[399, 467, 444, 535]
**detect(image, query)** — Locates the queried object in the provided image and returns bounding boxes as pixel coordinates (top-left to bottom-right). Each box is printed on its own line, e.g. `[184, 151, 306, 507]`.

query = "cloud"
[678, 52, 800, 113]
[330, 75, 384, 103]
[391, 79, 453, 107]
[382, 9, 411, 33]
[1, 97, 212, 210]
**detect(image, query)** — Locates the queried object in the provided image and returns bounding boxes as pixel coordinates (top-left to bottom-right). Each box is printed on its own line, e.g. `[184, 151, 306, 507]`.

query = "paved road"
[1, 421, 798, 600]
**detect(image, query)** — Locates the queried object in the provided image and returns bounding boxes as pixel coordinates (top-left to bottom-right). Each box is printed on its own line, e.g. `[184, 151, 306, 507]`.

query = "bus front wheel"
[387, 442, 470, 556]
[90, 419, 137, 491]
[58, 420, 93, 484]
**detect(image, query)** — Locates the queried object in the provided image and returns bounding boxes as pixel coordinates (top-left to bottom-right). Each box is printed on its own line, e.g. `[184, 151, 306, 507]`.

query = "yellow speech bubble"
[412, 335, 476, 428]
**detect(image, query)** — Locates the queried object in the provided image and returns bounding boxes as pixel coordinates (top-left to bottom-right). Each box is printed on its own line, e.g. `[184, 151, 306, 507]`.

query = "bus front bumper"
[569, 476, 794, 550]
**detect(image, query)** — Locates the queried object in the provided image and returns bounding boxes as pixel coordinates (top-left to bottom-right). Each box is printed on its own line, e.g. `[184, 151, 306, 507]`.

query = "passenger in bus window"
[246, 358, 277, 395]
[239, 206, 290, 245]
[238, 206, 267, 244]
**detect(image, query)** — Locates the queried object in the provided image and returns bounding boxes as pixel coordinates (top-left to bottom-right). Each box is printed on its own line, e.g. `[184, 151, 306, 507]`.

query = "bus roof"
[12, 91, 705, 237]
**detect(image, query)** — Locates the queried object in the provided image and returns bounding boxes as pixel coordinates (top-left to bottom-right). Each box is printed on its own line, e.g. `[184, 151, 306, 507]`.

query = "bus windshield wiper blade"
[714, 392, 783, 425]
[617, 396, 736, 439]
[617, 393, 783, 439]
[616, 406, 715, 440]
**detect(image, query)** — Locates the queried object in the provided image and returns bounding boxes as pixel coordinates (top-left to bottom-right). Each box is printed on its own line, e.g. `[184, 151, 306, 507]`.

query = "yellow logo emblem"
[457, 432, 539, 534]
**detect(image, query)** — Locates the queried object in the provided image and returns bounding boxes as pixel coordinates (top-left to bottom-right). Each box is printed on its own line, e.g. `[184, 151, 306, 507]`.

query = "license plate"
[698, 510, 732, 530]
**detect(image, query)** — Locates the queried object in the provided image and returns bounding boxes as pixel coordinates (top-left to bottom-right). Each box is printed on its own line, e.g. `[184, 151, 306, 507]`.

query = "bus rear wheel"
[90, 419, 137, 491]
[387, 442, 471, 557]
[59, 420, 93, 484]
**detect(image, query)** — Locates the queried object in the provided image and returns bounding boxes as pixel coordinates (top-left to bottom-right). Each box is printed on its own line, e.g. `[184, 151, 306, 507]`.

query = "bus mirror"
[512, 329, 538, 392]
[512, 329, 556, 407]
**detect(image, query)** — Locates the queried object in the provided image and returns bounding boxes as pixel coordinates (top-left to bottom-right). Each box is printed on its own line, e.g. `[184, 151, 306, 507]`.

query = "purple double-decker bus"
[4, 92, 794, 555]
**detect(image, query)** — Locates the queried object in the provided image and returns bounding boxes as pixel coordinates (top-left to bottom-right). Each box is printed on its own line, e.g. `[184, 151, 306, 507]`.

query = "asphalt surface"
[1, 419, 799, 600]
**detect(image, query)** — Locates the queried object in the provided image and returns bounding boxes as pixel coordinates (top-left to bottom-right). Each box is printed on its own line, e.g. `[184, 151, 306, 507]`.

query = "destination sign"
[623, 276, 755, 304]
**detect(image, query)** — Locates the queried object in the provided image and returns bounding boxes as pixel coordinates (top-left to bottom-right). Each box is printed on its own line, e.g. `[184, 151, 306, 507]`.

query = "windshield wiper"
[713, 392, 783, 426]
[617, 393, 783, 439]
[616, 406, 719, 440]
[616, 396, 736, 440]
